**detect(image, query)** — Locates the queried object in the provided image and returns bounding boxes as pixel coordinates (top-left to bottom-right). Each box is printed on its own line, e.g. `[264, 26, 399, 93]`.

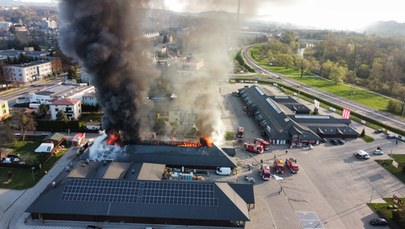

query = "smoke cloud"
[59, 0, 258, 144]
[59, 0, 159, 142]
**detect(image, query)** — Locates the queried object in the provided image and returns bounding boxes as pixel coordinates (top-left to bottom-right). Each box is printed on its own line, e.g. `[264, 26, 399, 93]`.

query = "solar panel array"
[61, 179, 218, 206]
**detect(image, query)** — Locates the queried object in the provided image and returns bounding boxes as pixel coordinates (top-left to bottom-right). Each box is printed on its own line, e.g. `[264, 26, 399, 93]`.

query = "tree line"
[253, 31, 405, 115]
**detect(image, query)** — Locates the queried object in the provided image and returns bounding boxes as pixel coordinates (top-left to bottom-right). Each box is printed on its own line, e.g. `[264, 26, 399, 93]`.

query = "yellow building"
[0, 100, 10, 120]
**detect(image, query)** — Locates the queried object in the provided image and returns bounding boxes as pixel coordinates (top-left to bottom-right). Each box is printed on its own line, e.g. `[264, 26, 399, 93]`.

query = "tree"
[56, 110, 69, 122]
[275, 53, 294, 69]
[329, 66, 347, 84]
[38, 104, 49, 118]
[67, 66, 78, 80]
[295, 55, 309, 77]
[0, 124, 15, 147]
[13, 111, 36, 141]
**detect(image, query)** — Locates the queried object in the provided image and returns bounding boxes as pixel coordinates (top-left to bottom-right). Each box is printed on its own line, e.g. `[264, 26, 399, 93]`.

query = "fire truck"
[285, 158, 299, 174]
[273, 158, 285, 174]
[253, 138, 270, 151]
[236, 126, 244, 138]
[244, 142, 264, 154]
[260, 164, 271, 181]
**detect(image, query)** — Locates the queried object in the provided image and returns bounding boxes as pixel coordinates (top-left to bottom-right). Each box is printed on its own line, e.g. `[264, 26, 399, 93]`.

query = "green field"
[248, 47, 394, 112]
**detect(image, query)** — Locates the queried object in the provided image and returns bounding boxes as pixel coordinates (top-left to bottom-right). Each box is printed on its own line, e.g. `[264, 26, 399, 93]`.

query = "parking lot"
[218, 82, 405, 229]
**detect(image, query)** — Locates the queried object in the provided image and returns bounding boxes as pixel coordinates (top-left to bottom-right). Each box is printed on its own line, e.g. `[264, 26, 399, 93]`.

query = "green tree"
[295, 55, 309, 77]
[56, 110, 69, 122]
[275, 53, 294, 69]
[329, 66, 347, 84]
[38, 104, 49, 117]
[13, 111, 36, 141]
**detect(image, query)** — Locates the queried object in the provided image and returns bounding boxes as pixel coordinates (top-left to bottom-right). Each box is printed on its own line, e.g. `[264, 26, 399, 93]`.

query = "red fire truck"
[273, 158, 285, 174]
[244, 142, 264, 154]
[236, 126, 244, 138]
[253, 138, 270, 151]
[260, 164, 271, 181]
[285, 158, 299, 174]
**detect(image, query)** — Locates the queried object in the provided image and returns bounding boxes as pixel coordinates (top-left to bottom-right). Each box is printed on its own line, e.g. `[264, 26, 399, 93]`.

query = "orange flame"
[201, 135, 213, 148]
[106, 133, 121, 146]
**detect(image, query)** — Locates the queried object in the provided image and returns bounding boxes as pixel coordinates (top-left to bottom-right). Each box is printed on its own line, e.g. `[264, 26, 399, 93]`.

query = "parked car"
[387, 133, 396, 139]
[374, 128, 385, 134]
[374, 147, 384, 155]
[396, 135, 405, 142]
[369, 218, 388, 226]
[354, 150, 370, 159]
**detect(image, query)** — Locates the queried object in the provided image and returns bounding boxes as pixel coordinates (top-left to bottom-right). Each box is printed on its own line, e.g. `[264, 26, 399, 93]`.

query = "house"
[50, 98, 82, 120]
[0, 100, 10, 120]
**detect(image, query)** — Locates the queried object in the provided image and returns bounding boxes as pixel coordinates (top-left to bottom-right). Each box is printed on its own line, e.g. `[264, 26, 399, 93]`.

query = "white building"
[2, 60, 52, 83]
[0, 100, 10, 121]
[50, 98, 82, 120]
[82, 92, 97, 106]
[41, 18, 57, 30]
[28, 85, 95, 106]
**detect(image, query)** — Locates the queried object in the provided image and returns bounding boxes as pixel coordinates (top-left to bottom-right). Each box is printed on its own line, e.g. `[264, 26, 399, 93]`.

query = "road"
[0, 78, 63, 107]
[242, 46, 405, 131]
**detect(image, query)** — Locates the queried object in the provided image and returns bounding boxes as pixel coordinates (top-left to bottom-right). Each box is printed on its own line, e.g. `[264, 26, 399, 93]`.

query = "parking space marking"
[296, 211, 324, 229]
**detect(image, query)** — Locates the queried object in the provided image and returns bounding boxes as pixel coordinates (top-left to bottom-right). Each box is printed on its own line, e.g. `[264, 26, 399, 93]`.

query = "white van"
[216, 167, 232, 176]
[354, 150, 370, 159]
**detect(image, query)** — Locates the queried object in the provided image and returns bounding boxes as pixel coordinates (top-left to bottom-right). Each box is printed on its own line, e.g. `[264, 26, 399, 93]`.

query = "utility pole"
[237, 0, 241, 24]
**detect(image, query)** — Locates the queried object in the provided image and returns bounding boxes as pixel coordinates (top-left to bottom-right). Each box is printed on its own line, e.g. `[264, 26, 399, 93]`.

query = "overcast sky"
[18, 0, 405, 31]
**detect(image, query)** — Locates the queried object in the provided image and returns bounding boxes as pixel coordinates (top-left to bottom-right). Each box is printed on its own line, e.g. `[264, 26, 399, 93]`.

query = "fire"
[200, 135, 213, 148]
[106, 131, 122, 146]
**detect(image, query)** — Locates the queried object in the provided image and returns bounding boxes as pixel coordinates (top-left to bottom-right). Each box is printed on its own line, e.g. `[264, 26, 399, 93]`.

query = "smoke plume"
[59, 0, 259, 144]
[59, 0, 159, 142]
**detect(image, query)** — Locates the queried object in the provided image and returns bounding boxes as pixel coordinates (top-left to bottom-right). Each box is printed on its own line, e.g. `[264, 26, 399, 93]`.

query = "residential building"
[41, 18, 57, 30]
[82, 92, 97, 106]
[0, 100, 10, 120]
[2, 60, 52, 83]
[50, 98, 82, 120]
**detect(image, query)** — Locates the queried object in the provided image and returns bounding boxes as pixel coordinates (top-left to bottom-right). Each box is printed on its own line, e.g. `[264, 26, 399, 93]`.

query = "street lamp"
[370, 187, 374, 203]
[31, 167, 35, 182]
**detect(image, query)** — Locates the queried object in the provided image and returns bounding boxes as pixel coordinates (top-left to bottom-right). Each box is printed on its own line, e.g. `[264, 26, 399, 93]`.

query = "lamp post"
[31, 167, 35, 182]
[370, 187, 374, 203]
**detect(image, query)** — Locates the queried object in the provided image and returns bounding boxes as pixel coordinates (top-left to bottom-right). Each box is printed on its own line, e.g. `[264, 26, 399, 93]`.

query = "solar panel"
[61, 179, 218, 207]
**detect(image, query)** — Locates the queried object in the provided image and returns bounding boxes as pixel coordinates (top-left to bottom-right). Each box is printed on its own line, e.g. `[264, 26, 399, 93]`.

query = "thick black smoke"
[59, 0, 159, 142]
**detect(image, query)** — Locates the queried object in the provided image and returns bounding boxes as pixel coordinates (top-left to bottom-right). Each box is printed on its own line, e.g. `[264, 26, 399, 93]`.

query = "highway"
[242, 46, 405, 131]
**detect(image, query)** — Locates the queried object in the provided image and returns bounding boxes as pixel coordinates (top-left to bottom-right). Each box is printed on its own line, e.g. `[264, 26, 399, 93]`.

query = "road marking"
[258, 196, 278, 229]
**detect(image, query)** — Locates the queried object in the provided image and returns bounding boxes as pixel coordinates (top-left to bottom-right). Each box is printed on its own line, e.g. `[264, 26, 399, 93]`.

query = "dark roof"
[240, 86, 320, 141]
[228, 183, 255, 204]
[103, 144, 238, 168]
[27, 178, 252, 222]
[269, 96, 311, 113]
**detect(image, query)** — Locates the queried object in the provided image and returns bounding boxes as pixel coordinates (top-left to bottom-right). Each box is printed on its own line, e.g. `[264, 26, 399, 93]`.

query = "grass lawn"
[368, 198, 405, 228]
[0, 141, 67, 189]
[80, 113, 103, 122]
[376, 155, 405, 184]
[248, 48, 394, 112]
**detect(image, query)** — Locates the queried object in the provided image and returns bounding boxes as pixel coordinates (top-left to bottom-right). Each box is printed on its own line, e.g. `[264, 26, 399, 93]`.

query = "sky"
[17, 0, 405, 31]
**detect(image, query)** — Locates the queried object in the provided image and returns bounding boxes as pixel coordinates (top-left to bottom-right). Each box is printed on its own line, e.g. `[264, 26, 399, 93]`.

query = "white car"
[396, 135, 405, 142]
[374, 148, 384, 155]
